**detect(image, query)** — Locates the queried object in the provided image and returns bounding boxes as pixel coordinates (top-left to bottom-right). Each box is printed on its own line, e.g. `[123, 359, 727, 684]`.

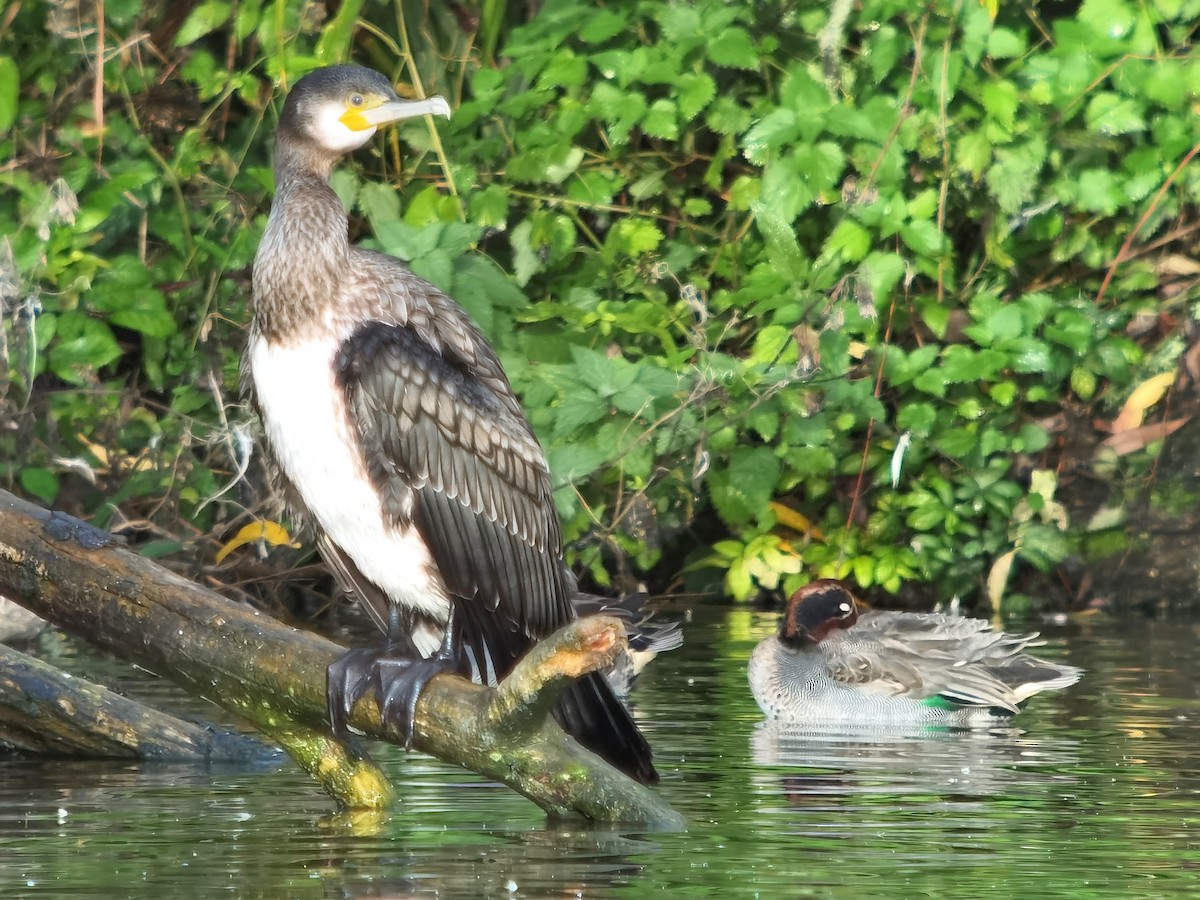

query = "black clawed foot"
[327, 647, 387, 734]
[376, 649, 457, 749]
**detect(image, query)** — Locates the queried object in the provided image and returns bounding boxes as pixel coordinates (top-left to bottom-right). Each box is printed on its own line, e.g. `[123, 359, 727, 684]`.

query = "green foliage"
[3, 0, 1198, 608]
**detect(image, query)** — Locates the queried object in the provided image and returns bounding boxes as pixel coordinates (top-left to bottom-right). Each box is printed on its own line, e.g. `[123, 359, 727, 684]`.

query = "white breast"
[248, 333, 452, 627]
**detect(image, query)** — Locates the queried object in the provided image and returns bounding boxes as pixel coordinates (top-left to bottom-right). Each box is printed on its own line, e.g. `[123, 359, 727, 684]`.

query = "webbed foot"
[327, 646, 388, 734]
[376, 645, 458, 749]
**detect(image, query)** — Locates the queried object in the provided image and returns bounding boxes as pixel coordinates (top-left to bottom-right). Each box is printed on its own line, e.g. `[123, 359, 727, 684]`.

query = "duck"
[748, 580, 1081, 726]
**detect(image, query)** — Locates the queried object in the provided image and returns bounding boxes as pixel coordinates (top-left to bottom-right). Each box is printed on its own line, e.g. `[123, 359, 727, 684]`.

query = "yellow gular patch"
[339, 108, 373, 132]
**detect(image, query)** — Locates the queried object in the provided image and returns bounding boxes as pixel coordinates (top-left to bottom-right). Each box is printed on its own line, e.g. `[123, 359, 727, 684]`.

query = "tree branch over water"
[0, 490, 682, 827]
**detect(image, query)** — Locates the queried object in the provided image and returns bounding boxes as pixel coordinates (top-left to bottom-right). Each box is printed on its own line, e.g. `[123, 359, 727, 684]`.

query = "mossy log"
[0, 641, 275, 760]
[0, 490, 683, 827]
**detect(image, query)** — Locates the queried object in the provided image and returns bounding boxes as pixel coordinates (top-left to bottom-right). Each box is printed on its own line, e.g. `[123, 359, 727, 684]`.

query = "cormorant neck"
[252, 137, 353, 341]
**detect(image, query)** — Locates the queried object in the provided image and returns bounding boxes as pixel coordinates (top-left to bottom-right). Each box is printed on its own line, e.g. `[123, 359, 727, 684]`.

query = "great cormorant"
[244, 64, 660, 783]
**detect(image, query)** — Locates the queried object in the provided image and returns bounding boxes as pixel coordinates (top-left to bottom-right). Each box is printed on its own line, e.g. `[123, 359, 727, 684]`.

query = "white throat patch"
[311, 100, 376, 154]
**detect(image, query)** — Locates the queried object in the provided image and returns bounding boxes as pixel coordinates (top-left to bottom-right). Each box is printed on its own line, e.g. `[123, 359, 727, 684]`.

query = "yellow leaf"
[987, 549, 1016, 614]
[768, 501, 826, 541]
[981, 0, 999, 21]
[215, 520, 299, 563]
[75, 435, 111, 468]
[1111, 372, 1175, 434]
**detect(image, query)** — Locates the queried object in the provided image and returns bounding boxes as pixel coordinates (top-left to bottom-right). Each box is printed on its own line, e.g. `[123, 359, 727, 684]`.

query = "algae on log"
[0, 490, 683, 827]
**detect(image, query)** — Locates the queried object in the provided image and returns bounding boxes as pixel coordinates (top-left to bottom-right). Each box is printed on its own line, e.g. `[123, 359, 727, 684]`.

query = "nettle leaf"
[707, 446, 780, 526]
[655, 3, 702, 42]
[742, 109, 798, 165]
[510, 219, 542, 287]
[1085, 92, 1146, 135]
[822, 219, 871, 263]
[708, 26, 757, 69]
[981, 80, 1019, 130]
[609, 218, 664, 258]
[596, 88, 648, 143]
[988, 27, 1027, 59]
[761, 157, 813, 222]
[676, 72, 716, 120]
[641, 99, 679, 139]
[801, 142, 846, 191]
[409, 250, 454, 294]
[49, 317, 122, 384]
[986, 141, 1045, 214]
[469, 184, 508, 227]
[110, 299, 177, 339]
[861, 251, 906, 300]
[707, 96, 753, 134]
[1072, 168, 1125, 216]
[753, 202, 807, 281]
[552, 387, 608, 438]
[955, 131, 992, 180]
[897, 402, 937, 434]
[175, 0, 233, 47]
[579, 7, 628, 42]
[900, 220, 943, 257]
[358, 180, 401, 231]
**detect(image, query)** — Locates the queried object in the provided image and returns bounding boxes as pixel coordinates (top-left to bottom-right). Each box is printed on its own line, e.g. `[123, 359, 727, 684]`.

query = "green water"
[3, 608, 1198, 898]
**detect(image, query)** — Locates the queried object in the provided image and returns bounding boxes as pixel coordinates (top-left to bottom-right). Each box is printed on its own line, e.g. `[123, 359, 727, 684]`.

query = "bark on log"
[0, 642, 274, 761]
[0, 490, 683, 827]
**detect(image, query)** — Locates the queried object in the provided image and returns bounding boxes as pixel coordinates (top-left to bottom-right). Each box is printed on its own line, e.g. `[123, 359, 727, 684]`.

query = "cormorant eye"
[350, 93, 364, 107]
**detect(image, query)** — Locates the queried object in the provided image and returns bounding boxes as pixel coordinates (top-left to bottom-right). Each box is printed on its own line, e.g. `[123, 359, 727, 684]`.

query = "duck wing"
[819, 611, 1042, 712]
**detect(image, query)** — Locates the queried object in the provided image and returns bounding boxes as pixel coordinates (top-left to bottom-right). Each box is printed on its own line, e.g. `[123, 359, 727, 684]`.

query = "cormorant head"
[278, 64, 450, 157]
[779, 579, 859, 647]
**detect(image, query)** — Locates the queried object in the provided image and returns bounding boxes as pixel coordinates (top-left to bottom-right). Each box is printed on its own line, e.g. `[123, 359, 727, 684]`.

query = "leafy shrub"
[2, 0, 1196, 607]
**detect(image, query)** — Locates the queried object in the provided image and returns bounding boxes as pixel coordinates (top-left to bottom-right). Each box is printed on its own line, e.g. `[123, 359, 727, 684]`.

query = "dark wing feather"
[335, 317, 657, 784]
[335, 321, 574, 639]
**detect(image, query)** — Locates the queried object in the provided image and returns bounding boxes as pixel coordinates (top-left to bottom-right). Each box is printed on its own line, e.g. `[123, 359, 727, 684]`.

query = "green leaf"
[641, 99, 679, 140]
[610, 218, 664, 257]
[0, 56, 18, 133]
[579, 8, 628, 43]
[48, 318, 122, 384]
[509, 220, 543, 287]
[986, 142, 1044, 214]
[936, 428, 982, 459]
[750, 325, 792, 365]
[545, 443, 612, 485]
[981, 81, 1019, 130]
[676, 72, 716, 120]
[987, 27, 1027, 59]
[823, 219, 871, 262]
[707, 97, 752, 135]
[1074, 168, 1124, 215]
[359, 181, 401, 232]
[110, 301, 177, 339]
[1085, 93, 1146, 135]
[753, 203, 807, 281]
[552, 389, 607, 437]
[742, 109, 798, 165]
[900, 220, 943, 257]
[20, 467, 59, 504]
[707, 447, 780, 526]
[315, 0, 366, 62]
[175, 0, 232, 46]
[955, 131, 992, 180]
[708, 26, 757, 69]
